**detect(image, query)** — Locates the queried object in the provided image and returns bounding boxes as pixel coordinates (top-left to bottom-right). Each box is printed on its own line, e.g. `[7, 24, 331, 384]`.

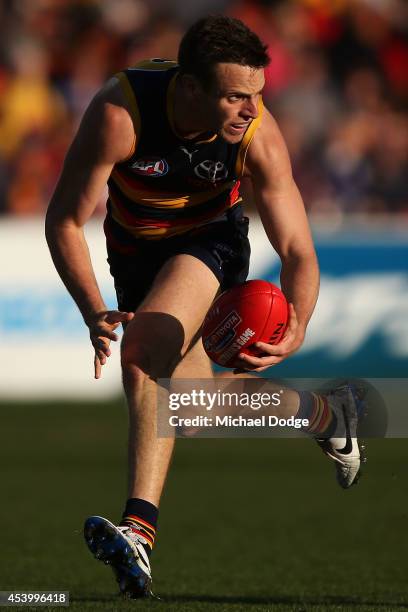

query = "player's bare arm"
[238, 107, 319, 371]
[45, 79, 135, 378]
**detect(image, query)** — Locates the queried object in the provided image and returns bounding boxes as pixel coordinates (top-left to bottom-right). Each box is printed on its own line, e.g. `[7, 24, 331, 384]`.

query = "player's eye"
[228, 95, 242, 102]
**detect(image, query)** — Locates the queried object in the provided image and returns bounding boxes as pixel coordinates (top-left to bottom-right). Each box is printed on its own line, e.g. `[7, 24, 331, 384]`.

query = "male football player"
[46, 15, 364, 598]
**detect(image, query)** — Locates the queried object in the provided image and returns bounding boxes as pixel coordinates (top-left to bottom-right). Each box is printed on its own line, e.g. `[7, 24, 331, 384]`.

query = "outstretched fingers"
[90, 310, 135, 379]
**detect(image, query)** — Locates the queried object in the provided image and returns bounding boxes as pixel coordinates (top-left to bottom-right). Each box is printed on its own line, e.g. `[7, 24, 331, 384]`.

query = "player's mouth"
[229, 122, 250, 134]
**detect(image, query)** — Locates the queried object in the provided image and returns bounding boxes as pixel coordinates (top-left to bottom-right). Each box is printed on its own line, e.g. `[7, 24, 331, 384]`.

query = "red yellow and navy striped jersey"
[104, 59, 263, 250]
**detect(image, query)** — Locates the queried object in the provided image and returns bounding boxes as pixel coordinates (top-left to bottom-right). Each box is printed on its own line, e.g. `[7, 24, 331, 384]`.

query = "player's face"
[201, 63, 265, 143]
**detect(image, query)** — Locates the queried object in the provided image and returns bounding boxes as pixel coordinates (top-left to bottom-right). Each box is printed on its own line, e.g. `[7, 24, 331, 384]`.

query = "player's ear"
[180, 73, 202, 98]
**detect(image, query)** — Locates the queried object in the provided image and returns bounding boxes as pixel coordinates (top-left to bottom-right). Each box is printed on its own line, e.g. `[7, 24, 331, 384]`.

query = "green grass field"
[1, 400, 407, 612]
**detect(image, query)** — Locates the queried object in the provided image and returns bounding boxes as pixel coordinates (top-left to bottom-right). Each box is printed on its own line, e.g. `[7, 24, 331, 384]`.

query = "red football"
[202, 280, 289, 368]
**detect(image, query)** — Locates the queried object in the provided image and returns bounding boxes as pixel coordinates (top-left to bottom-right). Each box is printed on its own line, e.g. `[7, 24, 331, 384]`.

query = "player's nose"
[241, 97, 258, 120]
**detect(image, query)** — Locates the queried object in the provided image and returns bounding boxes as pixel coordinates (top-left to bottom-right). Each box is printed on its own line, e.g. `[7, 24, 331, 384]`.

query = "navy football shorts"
[107, 205, 251, 312]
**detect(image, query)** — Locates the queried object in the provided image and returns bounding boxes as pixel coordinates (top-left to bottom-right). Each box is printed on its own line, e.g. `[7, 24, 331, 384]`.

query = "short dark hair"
[178, 15, 269, 86]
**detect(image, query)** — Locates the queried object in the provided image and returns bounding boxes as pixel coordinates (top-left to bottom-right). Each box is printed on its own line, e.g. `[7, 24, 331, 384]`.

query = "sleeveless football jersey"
[104, 59, 263, 251]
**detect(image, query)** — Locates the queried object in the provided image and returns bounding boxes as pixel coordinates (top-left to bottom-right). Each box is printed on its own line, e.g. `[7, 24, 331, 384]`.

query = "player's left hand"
[89, 310, 134, 379]
[234, 303, 304, 372]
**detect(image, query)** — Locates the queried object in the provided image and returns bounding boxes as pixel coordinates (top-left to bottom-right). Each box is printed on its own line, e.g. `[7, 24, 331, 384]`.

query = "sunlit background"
[1, 0, 407, 398]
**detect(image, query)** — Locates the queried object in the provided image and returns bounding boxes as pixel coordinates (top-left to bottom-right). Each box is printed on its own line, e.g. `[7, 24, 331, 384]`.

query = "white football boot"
[316, 383, 367, 489]
[84, 516, 152, 598]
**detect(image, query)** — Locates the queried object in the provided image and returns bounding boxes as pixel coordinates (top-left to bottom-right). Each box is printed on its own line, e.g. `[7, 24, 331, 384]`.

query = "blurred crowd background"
[0, 0, 407, 219]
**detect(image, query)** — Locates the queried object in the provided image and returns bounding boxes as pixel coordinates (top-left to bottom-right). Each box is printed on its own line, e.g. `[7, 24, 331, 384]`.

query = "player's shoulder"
[81, 60, 178, 159]
[100, 59, 177, 115]
[79, 78, 135, 162]
[245, 106, 291, 177]
[251, 106, 287, 154]
[92, 77, 133, 129]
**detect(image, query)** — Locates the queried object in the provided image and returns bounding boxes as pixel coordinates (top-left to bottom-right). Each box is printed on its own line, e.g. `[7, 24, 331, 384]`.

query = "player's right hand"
[234, 303, 303, 372]
[88, 310, 134, 379]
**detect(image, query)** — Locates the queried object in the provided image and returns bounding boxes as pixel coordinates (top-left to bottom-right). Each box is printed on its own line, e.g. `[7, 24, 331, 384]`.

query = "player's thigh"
[138, 254, 219, 337]
[121, 254, 219, 372]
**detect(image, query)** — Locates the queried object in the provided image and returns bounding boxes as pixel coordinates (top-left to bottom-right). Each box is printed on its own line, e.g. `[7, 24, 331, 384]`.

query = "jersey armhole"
[235, 97, 264, 177]
[115, 71, 141, 160]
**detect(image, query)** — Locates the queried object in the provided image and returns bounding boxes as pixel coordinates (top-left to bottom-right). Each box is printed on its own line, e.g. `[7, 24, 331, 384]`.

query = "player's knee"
[121, 338, 182, 380]
[120, 312, 185, 378]
[121, 358, 147, 395]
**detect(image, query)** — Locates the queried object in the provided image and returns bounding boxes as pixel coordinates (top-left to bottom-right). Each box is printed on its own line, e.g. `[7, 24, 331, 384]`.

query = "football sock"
[120, 498, 158, 557]
[297, 391, 337, 437]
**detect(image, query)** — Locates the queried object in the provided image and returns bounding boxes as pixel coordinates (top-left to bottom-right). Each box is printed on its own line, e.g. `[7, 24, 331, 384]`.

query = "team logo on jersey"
[194, 160, 228, 183]
[131, 158, 169, 177]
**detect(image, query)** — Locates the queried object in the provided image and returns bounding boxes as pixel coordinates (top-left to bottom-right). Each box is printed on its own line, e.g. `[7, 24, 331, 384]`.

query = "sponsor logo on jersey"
[131, 158, 169, 176]
[194, 160, 228, 183]
[180, 146, 199, 163]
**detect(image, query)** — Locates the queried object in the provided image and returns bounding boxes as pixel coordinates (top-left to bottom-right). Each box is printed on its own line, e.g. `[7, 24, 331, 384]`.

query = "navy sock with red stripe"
[297, 391, 337, 437]
[120, 498, 158, 558]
